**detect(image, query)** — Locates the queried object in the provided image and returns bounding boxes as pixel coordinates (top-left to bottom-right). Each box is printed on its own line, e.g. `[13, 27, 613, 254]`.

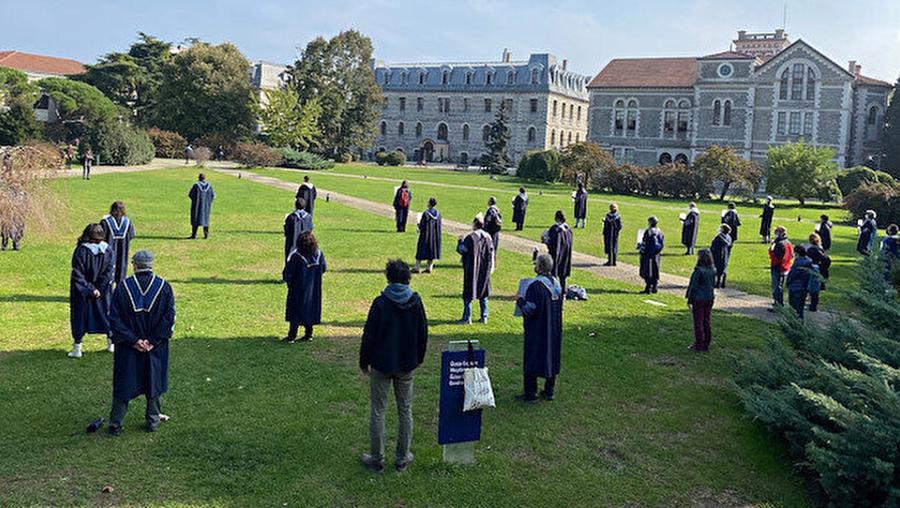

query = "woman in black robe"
[602, 203, 622, 266]
[296, 176, 317, 215]
[857, 210, 878, 256]
[710, 224, 733, 288]
[516, 253, 563, 402]
[721, 202, 741, 242]
[639, 216, 664, 294]
[543, 210, 573, 290]
[573, 183, 588, 228]
[283, 197, 313, 261]
[483, 196, 503, 265]
[817, 214, 833, 251]
[759, 196, 775, 244]
[282, 232, 326, 343]
[680, 203, 700, 255]
[414, 197, 441, 273]
[101, 200, 135, 284]
[456, 214, 494, 324]
[68, 223, 116, 358]
[393, 181, 412, 232]
[512, 187, 528, 231]
[189, 173, 215, 239]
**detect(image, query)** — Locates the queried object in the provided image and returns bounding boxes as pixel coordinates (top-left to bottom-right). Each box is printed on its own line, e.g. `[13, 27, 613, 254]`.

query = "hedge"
[278, 148, 334, 170]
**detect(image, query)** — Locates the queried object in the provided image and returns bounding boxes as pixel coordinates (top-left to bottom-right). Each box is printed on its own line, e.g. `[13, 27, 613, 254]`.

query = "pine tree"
[485, 101, 511, 174]
[882, 78, 900, 177]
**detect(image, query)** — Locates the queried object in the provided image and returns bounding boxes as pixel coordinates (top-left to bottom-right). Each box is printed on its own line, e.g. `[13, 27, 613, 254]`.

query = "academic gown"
[759, 205, 775, 237]
[721, 210, 741, 242]
[283, 209, 314, 260]
[519, 276, 563, 378]
[602, 212, 622, 255]
[681, 209, 699, 248]
[296, 183, 317, 215]
[710, 232, 732, 276]
[70, 242, 115, 339]
[545, 223, 573, 282]
[189, 181, 215, 227]
[512, 193, 528, 226]
[282, 250, 326, 325]
[415, 208, 442, 261]
[818, 222, 833, 251]
[101, 215, 135, 283]
[639, 228, 664, 283]
[484, 206, 503, 249]
[573, 189, 588, 220]
[857, 218, 878, 255]
[109, 271, 176, 403]
[457, 230, 493, 301]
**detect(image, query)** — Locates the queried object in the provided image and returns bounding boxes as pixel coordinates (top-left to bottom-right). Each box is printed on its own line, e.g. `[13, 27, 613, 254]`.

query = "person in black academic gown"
[516, 253, 563, 402]
[101, 201, 135, 284]
[817, 214, 833, 251]
[457, 214, 494, 324]
[393, 181, 412, 232]
[296, 175, 317, 216]
[639, 216, 665, 294]
[680, 202, 700, 255]
[602, 203, 622, 266]
[806, 233, 830, 310]
[543, 210, 573, 290]
[107, 250, 176, 435]
[759, 196, 775, 244]
[68, 224, 116, 358]
[189, 173, 215, 239]
[710, 224, 733, 288]
[483, 196, 503, 265]
[282, 232, 326, 343]
[283, 197, 313, 261]
[721, 202, 741, 242]
[573, 183, 588, 228]
[414, 197, 441, 273]
[512, 187, 528, 231]
[857, 210, 878, 256]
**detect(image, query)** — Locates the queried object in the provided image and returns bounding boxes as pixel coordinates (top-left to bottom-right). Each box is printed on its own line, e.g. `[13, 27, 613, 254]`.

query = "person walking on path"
[393, 181, 411, 232]
[516, 253, 564, 402]
[184, 144, 194, 165]
[359, 259, 428, 474]
[686, 249, 716, 352]
[296, 176, 317, 216]
[768, 226, 793, 309]
[602, 203, 622, 266]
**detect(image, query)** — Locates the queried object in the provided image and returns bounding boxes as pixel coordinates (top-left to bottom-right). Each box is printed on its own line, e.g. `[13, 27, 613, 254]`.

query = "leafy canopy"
[0, 67, 41, 144]
[765, 140, 841, 204]
[258, 87, 321, 150]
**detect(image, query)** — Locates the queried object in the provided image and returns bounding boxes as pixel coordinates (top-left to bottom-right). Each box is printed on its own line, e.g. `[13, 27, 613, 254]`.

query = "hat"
[132, 250, 154, 269]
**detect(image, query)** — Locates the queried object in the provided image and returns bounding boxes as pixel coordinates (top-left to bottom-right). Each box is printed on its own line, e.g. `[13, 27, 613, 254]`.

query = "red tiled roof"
[0, 50, 84, 76]
[587, 57, 698, 88]
[700, 50, 755, 60]
[856, 74, 892, 88]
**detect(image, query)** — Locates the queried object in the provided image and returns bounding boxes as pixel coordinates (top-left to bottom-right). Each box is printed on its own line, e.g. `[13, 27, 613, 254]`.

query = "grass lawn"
[252, 163, 862, 309]
[0, 168, 809, 506]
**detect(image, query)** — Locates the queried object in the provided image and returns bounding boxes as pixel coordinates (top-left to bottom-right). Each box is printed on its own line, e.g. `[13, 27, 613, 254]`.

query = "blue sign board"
[438, 348, 485, 445]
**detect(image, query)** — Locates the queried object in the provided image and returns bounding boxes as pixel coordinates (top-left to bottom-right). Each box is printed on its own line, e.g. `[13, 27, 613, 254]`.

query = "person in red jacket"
[768, 226, 793, 309]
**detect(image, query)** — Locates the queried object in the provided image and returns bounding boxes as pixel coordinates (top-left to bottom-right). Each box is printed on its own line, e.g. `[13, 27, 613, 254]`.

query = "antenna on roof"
[782, 0, 788, 31]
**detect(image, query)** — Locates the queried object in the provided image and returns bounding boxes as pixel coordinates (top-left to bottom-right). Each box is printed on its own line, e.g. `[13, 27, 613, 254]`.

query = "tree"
[559, 141, 617, 187]
[693, 145, 762, 200]
[37, 77, 118, 142]
[153, 41, 256, 142]
[258, 87, 321, 150]
[765, 140, 841, 205]
[883, 77, 900, 177]
[0, 68, 41, 145]
[484, 101, 511, 174]
[290, 30, 382, 157]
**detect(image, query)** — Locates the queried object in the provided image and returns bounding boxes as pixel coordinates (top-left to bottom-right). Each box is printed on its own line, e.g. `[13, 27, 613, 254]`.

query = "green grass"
[253, 163, 860, 308]
[0, 168, 809, 506]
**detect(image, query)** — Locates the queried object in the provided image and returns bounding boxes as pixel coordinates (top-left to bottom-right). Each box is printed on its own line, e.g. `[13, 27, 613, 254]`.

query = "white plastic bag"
[463, 367, 496, 412]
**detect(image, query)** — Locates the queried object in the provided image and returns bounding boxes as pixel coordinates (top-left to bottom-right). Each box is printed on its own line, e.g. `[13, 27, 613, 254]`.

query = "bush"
[87, 121, 155, 165]
[193, 146, 212, 166]
[193, 133, 234, 156]
[559, 142, 616, 187]
[518, 150, 561, 182]
[592, 163, 705, 199]
[374, 151, 388, 166]
[277, 148, 334, 170]
[336, 152, 353, 164]
[384, 150, 406, 166]
[836, 166, 896, 196]
[147, 128, 187, 159]
[844, 182, 900, 224]
[231, 142, 282, 168]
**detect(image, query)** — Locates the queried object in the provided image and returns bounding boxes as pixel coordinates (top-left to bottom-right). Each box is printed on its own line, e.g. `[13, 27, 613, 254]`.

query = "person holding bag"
[515, 254, 563, 402]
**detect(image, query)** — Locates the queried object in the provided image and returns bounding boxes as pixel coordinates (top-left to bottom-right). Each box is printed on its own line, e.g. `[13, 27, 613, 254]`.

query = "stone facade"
[587, 31, 892, 169]
[250, 61, 290, 106]
[371, 50, 589, 165]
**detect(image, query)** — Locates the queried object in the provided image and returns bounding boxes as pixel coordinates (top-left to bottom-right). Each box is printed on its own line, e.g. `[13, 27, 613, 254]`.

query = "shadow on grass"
[169, 277, 282, 286]
[0, 294, 68, 303]
[139, 234, 194, 241]
[219, 229, 282, 236]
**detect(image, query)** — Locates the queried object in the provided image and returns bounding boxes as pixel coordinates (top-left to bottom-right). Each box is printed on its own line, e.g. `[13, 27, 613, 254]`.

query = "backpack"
[565, 285, 588, 301]
[398, 188, 410, 208]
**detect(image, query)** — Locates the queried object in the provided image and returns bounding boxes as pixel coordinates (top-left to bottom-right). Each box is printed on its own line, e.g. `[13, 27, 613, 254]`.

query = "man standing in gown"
[516, 253, 563, 402]
[68, 224, 116, 358]
[512, 187, 528, 231]
[393, 181, 412, 232]
[759, 196, 775, 244]
[721, 202, 741, 242]
[817, 215, 833, 251]
[680, 202, 700, 255]
[296, 176, 317, 216]
[602, 203, 621, 266]
[282, 232, 326, 343]
[573, 183, 588, 228]
[189, 173, 215, 239]
[457, 214, 494, 324]
[414, 198, 441, 273]
[107, 250, 176, 435]
[710, 224, 733, 288]
[543, 210, 573, 290]
[284, 198, 313, 261]
[639, 216, 664, 294]
[483, 197, 502, 265]
[101, 201, 135, 283]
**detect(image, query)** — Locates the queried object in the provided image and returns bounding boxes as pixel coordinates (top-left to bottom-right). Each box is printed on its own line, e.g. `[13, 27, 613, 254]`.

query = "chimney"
[502, 48, 511, 63]
[737, 30, 747, 40]
[848, 60, 859, 76]
[855, 63, 862, 76]
[775, 29, 785, 39]
[562, 59, 568, 71]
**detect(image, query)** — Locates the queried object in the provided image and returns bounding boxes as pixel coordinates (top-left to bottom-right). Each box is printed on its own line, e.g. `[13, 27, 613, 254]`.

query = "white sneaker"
[67, 343, 83, 358]
[106, 339, 115, 353]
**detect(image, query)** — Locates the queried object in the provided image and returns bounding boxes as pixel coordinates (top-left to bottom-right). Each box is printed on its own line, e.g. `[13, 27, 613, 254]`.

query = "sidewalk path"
[52, 158, 238, 179]
[216, 167, 789, 324]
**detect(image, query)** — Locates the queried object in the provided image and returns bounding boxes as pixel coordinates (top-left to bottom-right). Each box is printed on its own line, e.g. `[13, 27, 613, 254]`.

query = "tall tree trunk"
[719, 181, 732, 201]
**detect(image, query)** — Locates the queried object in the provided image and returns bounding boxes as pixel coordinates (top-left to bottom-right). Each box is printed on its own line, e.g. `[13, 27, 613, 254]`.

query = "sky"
[3, 0, 899, 81]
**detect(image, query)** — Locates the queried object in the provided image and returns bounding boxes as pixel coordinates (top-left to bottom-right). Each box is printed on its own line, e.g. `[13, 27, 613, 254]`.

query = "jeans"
[82, 163, 91, 179]
[369, 369, 414, 463]
[770, 268, 785, 306]
[789, 290, 807, 318]
[110, 396, 161, 429]
[395, 208, 408, 232]
[809, 291, 819, 311]
[462, 298, 488, 321]
[690, 299, 714, 350]
[524, 374, 556, 399]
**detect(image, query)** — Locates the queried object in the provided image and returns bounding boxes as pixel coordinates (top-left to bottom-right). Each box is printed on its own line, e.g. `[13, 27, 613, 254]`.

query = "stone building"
[371, 50, 589, 165]
[250, 61, 290, 107]
[586, 30, 892, 169]
[0, 50, 85, 123]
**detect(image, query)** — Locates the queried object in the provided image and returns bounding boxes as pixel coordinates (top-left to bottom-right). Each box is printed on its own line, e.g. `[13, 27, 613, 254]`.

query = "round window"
[718, 63, 734, 78]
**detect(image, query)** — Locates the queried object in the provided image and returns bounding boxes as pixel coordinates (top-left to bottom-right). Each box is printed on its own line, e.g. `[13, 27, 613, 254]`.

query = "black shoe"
[146, 422, 159, 433]
[360, 453, 384, 473]
[107, 424, 122, 436]
[640, 288, 651, 294]
[300, 335, 313, 342]
[395, 454, 414, 472]
[514, 394, 538, 403]
[281, 336, 296, 344]
[651, 287, 658, 294]
[539, 390, 554, 401]
[602, 261, 612, 266]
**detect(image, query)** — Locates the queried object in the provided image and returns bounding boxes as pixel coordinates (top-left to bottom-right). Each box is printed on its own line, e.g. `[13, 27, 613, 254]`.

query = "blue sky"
[4, 0, 899, 81]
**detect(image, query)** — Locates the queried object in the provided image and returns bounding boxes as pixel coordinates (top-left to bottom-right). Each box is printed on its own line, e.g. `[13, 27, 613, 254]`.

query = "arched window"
[379, 121, 386, 136]
[418, 71, 427, 85]
[398, 121, 404, 137]
[552, 100, 558, 117]
[485, 71, 493, 85]
[507, 71, 515, 84]
[462, 124, 470, 141]
[442, 71, 449, 85]
[559, 130, 565, 146]
[560, 102, 566, 118]
[662, 99, 676, 138]
[437, 123, 448, 141]
[868, 106, 878, 125]
[531, 68, 540, 84]
[575, 132, 580, 143]
[577, 105, 582, 121]
[465, 72, 473, 85]
[712, 100, 721, 126]
[527, 126, 536, 144]
[567, 132, 572, 145]
[779, 69, 789, 100]
[482, 125, 490, 143]
[723, 100, 732, 126]
[400, 72, 408, 85]
[626, 100, 639, 136]
[550, 129, 556, 145]
[658, 152, 673, 165]
[806, 67, 816, 100]
[674, 153, 689, 166]
[676, 100, 690, 139]
[569, 104, 574, 119]
[614, 99, 627, 136]
[383, 71, 390, 85]
[791, 64, 804, 100]
[780, 63, 816, 101]
[415, 122, 423, 138]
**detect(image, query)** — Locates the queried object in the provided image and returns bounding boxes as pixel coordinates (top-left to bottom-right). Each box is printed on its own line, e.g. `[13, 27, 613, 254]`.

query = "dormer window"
[507, 71, 515, 85]
[465, 72, 472, 85]
[485, 72, 493, 85]
[418, 72, 426, 85]
[442, 71, 449, 85]
[531, 68, 540, 84]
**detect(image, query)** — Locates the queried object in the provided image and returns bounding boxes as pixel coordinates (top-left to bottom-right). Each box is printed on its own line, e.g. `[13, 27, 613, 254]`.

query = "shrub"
[844, 182, 900, 224]
[836, 166, 896, 196]
[384, 150, 406, 166]
[559, 142, 616, 187]
[193, 146, 212, 166]
[374, 151, 389, 166]
[336, 152, 353, 164]
[87, 121, 155, 165]
[277, 148, 334, 170]
[765, 140, 840, 205]
[231, 142, 282, 168]
[193, 133, 234, 155]
[518, 150, 561, 182]
[147, 128, 187, 159]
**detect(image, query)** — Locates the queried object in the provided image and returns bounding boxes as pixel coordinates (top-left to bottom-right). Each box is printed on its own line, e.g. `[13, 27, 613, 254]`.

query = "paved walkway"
[52, 158, 238, 179]
[215, 167, 785, 323]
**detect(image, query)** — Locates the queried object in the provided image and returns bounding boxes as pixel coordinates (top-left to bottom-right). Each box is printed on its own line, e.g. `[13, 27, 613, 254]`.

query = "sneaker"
[281, 336, 296, 344]
[106, 339, 115, 353]
[300, 335, 313, 342]
[395, 454, 414, 472]
[478, 317, 488, 324]
[67, 344, 83, 358]
[360, 453, 384, 473]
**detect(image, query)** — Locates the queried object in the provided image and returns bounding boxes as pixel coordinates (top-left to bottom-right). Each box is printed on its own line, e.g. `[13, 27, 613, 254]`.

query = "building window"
[379, 121, 386, 136]
[507, 71, 515, 84]
[503, 98, 513, 111]
[624, 148, 635, 163]
[561, 102, 566, 119]
[530, 98, 538, 113]
[777, 112, 786, 135]
[382, 97, 389, 109]
[662, 99, 675, 138]
[717, 63, 734, 78]
[868, 106, 878, 125]
[482, 125, 491, 143]
[465, 72, 473, 85]
[418, 71, 427, 85]
[712, 100, 721, 126]
[550, 129, 556, 145]
[417, 97, 424, 111]
[791, 64, 804, 100]
[484, 98, 492, 112]
[575, 133, 580, 143]
[399, 97, 406, 111]
[674, 153, 689, 166]
[659, 152, 673, 165]
[463, 124, 470, 141]
[614, 99, 626, 135]
[400, 72, 408, 85]
[569, 104, 574, 119]
[806, 67, 816, 101]
[527, 126, 536, 144]
[723, 100, 732, 126]
[437, 123, 448, 141]
[415, 122, 422, 138]
[463, 98, 470, 112]
[398, 122, 404, 137]
[788, 111, 801, 135]
[780, 63, 816, 101]
[577, 106, 582, 121]
[567, 131, 572, 145]
[531, 68, 540, 84]
[779, 69, 789, 100]
[439, 98, 450, 113]
[383, 71, 390, 85]
[803, 112, 813, 136]
[552, 100, 558, 117]
[486, 72, 493, 85]
[442, 71, 449, 85]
